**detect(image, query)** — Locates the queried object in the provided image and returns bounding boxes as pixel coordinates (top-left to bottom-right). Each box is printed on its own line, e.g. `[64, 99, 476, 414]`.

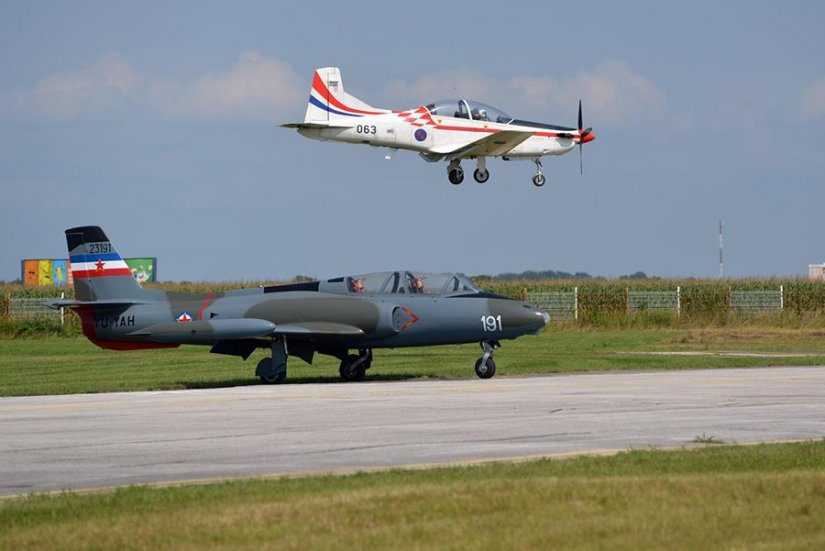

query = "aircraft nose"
[491, 300, 550, 333]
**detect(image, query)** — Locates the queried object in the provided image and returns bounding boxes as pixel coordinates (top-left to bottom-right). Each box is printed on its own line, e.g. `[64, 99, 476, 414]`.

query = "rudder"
[304, 67, 387, 123]
[66, 226, 145, 301]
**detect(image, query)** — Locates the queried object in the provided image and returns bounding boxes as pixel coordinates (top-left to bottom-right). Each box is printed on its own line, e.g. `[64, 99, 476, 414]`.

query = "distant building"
[809, 263, 825, 281]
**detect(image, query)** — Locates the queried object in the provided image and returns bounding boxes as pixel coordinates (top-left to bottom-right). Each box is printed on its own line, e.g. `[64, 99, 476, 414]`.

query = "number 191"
[481, 315, 502, 332]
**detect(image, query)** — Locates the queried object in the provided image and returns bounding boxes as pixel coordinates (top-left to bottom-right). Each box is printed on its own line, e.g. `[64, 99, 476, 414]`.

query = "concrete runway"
[2, 366, 824, 497]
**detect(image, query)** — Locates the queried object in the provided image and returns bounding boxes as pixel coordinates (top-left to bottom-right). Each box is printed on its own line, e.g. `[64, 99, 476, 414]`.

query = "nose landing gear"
[474, 340, 500, 379]
[532, 159, 546, 187]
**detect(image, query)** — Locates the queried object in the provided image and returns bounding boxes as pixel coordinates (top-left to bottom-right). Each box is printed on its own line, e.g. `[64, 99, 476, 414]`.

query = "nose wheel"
[474, 340, 500, 379]
[532, 160, 546, 187]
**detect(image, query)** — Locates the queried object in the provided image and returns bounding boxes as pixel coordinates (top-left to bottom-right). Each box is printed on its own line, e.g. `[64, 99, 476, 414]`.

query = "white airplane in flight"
[283, 67, 595, 187]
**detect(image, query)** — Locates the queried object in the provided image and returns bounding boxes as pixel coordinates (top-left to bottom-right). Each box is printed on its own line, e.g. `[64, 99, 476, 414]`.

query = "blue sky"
[2, 1, 824, 281]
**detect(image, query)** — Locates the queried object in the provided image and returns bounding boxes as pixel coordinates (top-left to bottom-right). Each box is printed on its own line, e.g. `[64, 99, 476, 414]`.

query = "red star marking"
[95, 260, 105, 272]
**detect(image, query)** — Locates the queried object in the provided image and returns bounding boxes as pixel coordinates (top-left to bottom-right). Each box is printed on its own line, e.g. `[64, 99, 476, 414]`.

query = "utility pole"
[719, 219, 724, 279]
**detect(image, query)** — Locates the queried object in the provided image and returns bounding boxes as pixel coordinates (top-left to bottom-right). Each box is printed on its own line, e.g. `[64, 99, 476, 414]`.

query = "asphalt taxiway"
[1, 366, 823, 496]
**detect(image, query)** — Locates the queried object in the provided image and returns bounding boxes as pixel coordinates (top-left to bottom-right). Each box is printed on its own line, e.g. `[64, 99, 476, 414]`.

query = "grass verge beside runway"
[2, 327, 825, 396]
[1, 440, 824, 549]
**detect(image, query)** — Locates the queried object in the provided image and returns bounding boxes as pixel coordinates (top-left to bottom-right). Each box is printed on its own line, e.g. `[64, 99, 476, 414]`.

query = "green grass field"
[3, 329, 824, 547]
[3, 327, 825, 396]
[1, 441, 823, 549]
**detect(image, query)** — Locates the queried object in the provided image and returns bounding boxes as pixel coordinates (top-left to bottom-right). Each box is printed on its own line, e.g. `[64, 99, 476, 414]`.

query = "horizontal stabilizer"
[44, 299, 149, 310]
[129, 318, 277, 343]
[280, 120, 353, 129]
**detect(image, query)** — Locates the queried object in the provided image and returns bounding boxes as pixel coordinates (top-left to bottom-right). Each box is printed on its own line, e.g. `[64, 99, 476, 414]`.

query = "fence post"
[728, 286, 732, 311]
[780, 285, 784, 310]
[574, 286, 579, 320]
[677, 286, 681, 317]
[523, 287, 527, 302]
[60, 291, 65, 326]
[625, 287, 630, 314]
[4, 293, 9, 319]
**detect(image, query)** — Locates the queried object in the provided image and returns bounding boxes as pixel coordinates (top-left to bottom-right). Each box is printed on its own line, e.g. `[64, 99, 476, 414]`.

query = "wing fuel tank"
[129, 318, 276, 343]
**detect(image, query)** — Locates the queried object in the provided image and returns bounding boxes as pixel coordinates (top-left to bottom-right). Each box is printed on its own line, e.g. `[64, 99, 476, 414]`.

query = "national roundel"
[414, 128, 427, 142]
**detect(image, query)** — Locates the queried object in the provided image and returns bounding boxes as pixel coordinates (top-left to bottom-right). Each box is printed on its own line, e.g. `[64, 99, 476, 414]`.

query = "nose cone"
[578, 132, 596, 144]
[490, 299, 550, 334]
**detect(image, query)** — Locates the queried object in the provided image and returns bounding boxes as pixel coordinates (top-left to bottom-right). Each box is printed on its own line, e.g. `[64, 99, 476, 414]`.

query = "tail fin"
[66, 226, 146, 301]
[303, 67, 388, 123]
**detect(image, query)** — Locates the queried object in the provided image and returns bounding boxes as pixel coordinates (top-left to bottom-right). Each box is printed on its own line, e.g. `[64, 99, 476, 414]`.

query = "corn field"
[2, 278, 825, 336]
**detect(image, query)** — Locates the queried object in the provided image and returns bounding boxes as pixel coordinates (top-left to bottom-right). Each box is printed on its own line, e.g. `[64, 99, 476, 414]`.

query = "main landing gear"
[257, 338, 288, 384]
[339, 348, 372, 382]
[448, 159, 491, 185]
[447, 160, 464, 185]
[473, 157, 489, 183]
[474, 340, 500, 379]
[532, 159, 546, 187]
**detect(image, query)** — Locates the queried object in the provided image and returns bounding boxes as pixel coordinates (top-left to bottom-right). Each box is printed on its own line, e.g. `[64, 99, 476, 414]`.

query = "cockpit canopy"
[321, 271, 482, 296]
[425, 99, 513, 124]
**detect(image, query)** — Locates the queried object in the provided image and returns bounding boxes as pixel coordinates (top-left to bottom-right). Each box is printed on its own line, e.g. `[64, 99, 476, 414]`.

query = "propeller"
[577, 100, 593, 175]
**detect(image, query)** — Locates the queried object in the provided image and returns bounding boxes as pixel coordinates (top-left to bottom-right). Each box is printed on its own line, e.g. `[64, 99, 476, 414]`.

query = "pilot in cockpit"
[410, 277, 425, 293]
[471, 108, 488, 121]
[349, 278, 364, 293]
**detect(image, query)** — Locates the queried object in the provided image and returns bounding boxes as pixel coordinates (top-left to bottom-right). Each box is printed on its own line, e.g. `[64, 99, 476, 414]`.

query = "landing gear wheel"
[260, 371, 286, 384]
[448, 168, 464, 185]
[532, 173, 546, 187]
[473, 168, 489, 183]
[257, 358, 287, 384]
[474, 357, 496, 379]
[339, 355, 369, 382]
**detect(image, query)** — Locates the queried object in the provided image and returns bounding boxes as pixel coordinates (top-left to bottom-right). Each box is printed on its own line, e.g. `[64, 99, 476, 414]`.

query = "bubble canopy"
[424, 99, 513, 124]
[321, 271, 483, 296]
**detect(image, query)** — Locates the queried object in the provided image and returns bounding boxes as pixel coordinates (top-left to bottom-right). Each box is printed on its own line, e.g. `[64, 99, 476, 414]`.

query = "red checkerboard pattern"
[396, 106, 436, 127]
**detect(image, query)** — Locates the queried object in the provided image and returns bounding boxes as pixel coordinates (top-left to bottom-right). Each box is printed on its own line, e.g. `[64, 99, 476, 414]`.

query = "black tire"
[474, 357, 496, 379]
[448, 168, 464, 185]
[532, 173, 546, 187]
[473, 168, 489, 183]
[339, 355, 367, 382]
[259, 371, 286, 384]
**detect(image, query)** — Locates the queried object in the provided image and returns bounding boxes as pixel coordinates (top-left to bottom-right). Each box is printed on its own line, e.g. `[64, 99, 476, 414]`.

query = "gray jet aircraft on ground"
[47, 226, 549, 383]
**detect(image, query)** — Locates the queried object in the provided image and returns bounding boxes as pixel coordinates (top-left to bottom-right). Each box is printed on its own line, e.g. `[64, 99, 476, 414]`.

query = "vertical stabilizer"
[66, 226, 145, 301]
[303, 67, 387, 123]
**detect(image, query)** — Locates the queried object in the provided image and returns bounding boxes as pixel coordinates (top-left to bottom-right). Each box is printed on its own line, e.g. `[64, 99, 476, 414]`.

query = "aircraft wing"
[127, 318, 364, 344]
[273, 321, 365, 336]
[128, 318, 278, 343]
[435, 130, 534, 161]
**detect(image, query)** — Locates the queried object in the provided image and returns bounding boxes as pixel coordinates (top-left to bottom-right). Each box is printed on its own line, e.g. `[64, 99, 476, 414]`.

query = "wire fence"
[525, 286, 785, 321]
[521, 290, 578, 320]
[6, 295, 64, 323]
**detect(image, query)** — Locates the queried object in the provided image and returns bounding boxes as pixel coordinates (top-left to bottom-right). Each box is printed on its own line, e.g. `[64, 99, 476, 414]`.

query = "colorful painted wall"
[21, 258, 157, 286]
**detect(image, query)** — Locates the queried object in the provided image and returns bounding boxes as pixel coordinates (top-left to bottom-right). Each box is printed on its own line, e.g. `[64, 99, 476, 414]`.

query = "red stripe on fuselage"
[197, 291, 212, 321]
[311, 72, 384, 116]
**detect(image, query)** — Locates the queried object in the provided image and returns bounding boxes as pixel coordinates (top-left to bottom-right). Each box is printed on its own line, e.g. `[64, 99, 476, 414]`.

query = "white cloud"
[801, 77, 825, 118]
[507, 61, 666, 125]
[385, 70, 499, 106]
[20, 51, 305, 123]
[27, 52, 140, 120]
[171, 51, 304, 121]
[384, 61, 666, 126]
